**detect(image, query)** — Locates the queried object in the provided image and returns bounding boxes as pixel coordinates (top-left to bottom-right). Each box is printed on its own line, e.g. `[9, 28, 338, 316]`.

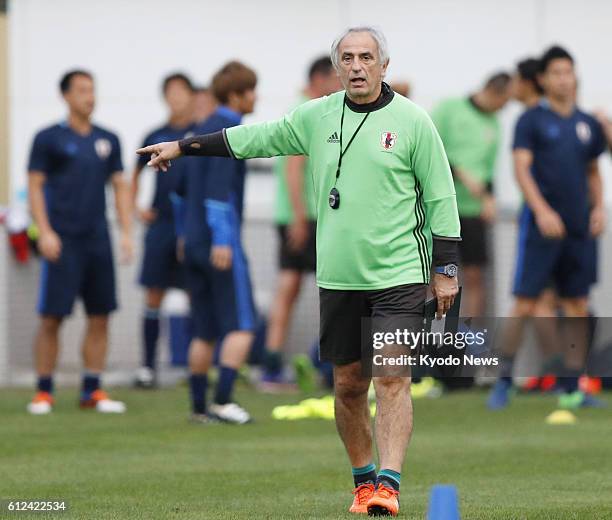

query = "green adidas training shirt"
[431, 97, 500, 217]
[225, 86, 460, 290]
[274, 96, 317, 224]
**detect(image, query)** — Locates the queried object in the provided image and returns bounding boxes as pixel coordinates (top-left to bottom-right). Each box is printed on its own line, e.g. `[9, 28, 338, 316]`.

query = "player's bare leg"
[334, 362, 373, 467]
[557, 297, 602, 409]
[363, 374, 410, 516]
[27, 316, 63, 414]
[189, 338, 215, 373]
[334, 362, 377, 514]
[82, 315, 109, 372]
[462, 265, 485, 318]
[35, 316, 62, 376]
[373, 376, 412, 472]
[261, 271, 302, 387]
[209, 331, 253, 424]
[488, 297, 536, 409]
[266, 271, 302, 350]
[79, 314, 124, 413]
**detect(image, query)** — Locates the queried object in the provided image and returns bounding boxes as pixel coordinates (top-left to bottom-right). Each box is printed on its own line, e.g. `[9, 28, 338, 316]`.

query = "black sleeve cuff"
[178, 131, 231, 157]
[432, 235, 461, 267]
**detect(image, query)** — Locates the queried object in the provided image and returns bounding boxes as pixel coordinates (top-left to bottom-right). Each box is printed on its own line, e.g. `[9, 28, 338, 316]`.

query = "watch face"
[447, 264, 458, 277]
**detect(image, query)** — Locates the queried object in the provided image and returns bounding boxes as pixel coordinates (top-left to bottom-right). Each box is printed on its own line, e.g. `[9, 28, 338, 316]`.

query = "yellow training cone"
[545, 410, 577, 425]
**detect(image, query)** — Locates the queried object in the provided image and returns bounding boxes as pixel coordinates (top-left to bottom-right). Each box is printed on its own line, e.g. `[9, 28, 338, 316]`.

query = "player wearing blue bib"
[172, 62, 258, 424]
[131, 73, 196, 388]
[489, 47, 606, 411]
[27, 70, 133, 415]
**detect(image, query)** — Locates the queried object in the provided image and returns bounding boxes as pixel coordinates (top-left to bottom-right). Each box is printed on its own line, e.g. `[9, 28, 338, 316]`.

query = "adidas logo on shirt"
[327, 132, 340, 143]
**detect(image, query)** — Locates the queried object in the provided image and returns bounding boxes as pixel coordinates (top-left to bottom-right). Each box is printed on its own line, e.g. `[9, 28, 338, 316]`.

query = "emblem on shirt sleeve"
[95, 138, 112, 160]
[576, 121, 592, 144]
[381, 132, 397, 150]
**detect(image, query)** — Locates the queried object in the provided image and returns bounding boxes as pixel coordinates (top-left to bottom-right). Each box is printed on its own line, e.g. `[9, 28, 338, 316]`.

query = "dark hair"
[308, 56, 334, 81]
[162, 73, 194, 95]
[59, 69, 93, 93]
[484, 71, 512, 93]
[211, 61, 257, 104]
[539, 45, 574, 73]
[517, 58, 544, 94]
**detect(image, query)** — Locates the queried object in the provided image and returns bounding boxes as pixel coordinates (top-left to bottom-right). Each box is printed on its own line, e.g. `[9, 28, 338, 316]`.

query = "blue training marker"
[427, 484, 460, 520]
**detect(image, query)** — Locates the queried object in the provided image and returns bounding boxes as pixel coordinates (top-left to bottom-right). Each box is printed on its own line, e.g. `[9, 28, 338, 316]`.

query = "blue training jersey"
[513, 101, 606, 236]
[28, 122, 123, 237]
[173, 106, 247, 247]
[137, 123, 196, 221]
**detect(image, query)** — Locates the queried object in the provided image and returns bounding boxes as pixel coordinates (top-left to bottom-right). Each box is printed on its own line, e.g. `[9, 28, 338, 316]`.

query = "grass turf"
[1, 386, 611, 519]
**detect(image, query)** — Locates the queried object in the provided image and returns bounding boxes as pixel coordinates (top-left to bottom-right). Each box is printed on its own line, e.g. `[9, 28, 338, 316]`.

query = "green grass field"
[1, 386, 611, 519]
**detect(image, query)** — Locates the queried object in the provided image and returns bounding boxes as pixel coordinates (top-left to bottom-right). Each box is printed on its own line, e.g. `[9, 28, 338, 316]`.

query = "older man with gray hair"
[138, 26, 460, 516]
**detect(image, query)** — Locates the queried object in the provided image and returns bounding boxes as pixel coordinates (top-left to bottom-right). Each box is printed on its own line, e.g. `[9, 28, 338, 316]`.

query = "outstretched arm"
[137, 103, 313, 171]
[136, 132, 228, 172]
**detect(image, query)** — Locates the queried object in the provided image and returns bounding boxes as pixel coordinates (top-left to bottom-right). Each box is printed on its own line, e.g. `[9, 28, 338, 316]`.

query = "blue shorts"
[38, 230, 117, 317]
[184, 241, 256, 341]
[513, 207, 595, 299]
[139, 218, 185, 289]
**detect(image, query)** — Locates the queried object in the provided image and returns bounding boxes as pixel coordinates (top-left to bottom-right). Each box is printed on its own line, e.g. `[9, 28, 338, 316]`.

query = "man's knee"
[87, 315, 109, 332]
[334, 362, 370, 402]
[373, 376, 411, 398]
[40, 316, 62, 334]
[512, 297, 537, 317]
[561, 297, 589, 317]
[146, 288, 165, 309]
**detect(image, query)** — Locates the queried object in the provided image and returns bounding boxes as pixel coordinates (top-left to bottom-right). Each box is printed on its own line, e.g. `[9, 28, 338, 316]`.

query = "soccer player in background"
[27, 70, 133, 414]
[431, 73, 511, 317]
[172, 62, 258, 424]
[131, 73, 196, 388]
[260, 56, 340, 390]
[488, 46, 607, 410]
[139, 27, 460, 516]
[513, 58, 543, 109]
[193, 86, 218, 123]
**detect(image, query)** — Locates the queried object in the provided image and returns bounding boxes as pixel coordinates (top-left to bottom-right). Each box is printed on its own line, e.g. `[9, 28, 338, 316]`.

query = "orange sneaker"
[80, 390, 126, 413]
[367, 483, 400, 516]
[27, 391, 54, 415]
[349, 483, 375, 514]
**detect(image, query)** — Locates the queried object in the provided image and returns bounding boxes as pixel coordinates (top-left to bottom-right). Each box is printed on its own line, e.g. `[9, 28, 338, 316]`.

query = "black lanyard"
[333, 100, 371, 187]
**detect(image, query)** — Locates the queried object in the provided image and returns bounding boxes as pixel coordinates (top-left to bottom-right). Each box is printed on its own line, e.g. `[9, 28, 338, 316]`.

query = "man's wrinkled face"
[337, 31, 388, 102]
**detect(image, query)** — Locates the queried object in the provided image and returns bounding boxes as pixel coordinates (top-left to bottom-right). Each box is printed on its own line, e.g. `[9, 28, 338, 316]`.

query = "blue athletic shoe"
[487, 379, 513, 410]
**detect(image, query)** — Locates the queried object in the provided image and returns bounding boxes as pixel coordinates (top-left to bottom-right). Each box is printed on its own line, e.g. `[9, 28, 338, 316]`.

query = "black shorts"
[459, 216, 488, 266]
[319, 283, 427, 365]
[277, 221, 317, 272]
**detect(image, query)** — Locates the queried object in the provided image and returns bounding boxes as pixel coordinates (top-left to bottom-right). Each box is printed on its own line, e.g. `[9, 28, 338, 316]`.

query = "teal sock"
[352, 462, 377, 487]
[377, 469, 400, 491]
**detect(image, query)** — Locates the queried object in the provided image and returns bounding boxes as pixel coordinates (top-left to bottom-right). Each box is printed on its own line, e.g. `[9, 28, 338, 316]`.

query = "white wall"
[8, 0, 612, 207]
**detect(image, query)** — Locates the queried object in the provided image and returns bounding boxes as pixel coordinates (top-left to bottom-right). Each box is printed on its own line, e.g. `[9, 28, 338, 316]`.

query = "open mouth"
[350, 78, 366, 87]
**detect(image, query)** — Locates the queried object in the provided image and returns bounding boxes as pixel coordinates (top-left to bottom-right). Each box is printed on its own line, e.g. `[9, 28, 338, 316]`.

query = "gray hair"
[330, 26, 390, 70]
